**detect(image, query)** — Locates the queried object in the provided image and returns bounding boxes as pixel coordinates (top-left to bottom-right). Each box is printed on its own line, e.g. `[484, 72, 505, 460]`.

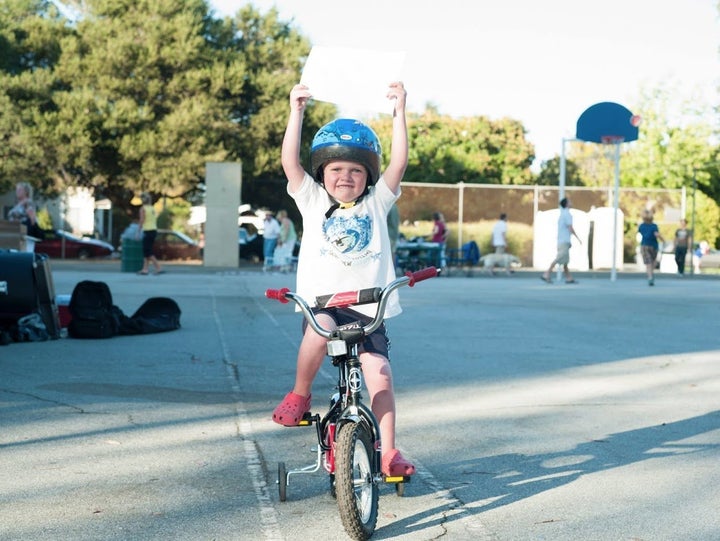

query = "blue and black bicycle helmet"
[310, 119, 382, 185]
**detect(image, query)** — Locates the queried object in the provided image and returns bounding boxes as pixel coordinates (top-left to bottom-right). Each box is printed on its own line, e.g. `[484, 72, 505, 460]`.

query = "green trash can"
[121, 238, 144, 272]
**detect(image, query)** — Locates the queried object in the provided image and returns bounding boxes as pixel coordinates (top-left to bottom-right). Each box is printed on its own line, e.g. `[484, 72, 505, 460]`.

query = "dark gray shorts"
[303, 307, 390, 358]
[641, 245, 658, 265]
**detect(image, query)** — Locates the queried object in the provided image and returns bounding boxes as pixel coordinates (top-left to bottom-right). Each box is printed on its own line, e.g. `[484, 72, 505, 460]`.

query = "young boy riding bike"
[272, 80, 415, 477]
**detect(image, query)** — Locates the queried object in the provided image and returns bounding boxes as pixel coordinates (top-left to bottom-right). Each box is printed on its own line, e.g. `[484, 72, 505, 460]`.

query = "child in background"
[638, 209, 665, 286]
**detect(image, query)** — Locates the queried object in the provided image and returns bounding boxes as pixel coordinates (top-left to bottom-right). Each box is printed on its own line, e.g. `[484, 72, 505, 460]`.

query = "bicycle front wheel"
[335, 422, 378, 540]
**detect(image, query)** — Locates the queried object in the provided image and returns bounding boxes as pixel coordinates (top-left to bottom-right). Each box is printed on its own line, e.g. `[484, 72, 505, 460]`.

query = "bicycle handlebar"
[265, 287, 291, 303]
[405, 266, 438, 286]
[265, 267, 438, 339]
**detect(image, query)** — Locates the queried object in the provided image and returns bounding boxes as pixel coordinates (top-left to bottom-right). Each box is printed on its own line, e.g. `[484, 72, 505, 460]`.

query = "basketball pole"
[610, 141, 621, 282]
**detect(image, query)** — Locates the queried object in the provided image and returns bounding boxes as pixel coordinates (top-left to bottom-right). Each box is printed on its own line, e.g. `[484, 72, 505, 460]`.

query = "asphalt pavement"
[1, 259, 719, 541]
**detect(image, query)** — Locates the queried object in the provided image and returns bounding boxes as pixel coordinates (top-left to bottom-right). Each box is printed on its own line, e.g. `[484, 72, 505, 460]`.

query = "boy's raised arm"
[281, 84, 313, 192]
[382, 82, 408, 196]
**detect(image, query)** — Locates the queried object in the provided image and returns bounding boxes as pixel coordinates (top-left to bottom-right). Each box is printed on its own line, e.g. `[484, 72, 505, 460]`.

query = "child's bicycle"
[265, 266, 438, 541]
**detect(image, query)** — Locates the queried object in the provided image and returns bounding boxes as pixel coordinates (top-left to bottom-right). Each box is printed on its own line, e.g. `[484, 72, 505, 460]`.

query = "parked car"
[153, 230, 201, 261]
[238, 204, 266, 234]
[239, 224, 264, 262]
[36, 230, 115, 259]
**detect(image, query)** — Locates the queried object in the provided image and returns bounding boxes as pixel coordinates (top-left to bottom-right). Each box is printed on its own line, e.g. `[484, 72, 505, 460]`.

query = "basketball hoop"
[600, 135, 624, 145]
[600, 135, 624, 161]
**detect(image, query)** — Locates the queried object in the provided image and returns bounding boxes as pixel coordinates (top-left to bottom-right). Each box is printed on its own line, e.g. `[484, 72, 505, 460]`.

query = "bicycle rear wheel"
[335, 422, 378, 540]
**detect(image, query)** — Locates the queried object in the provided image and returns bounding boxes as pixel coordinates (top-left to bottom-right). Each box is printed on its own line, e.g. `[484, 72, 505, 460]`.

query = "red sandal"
[272, 391, 312, 426]
[382, 449, 416, 477]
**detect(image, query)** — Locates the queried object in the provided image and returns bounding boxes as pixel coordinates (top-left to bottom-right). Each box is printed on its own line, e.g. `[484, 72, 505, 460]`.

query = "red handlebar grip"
[406, 266, 438, 286]
[265, 288, 290, 303]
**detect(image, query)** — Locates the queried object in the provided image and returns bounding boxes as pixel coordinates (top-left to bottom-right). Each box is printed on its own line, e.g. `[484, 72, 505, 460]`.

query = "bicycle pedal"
[383, 475, 410, 484]
[296, 412, 317, 426]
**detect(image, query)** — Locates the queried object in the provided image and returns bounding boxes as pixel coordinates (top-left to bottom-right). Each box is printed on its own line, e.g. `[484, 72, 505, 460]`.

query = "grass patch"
[400, 220, 534, 265]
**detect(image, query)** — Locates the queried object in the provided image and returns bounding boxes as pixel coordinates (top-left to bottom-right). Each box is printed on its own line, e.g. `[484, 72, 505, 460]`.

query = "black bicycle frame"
[321, 339, 383, 476]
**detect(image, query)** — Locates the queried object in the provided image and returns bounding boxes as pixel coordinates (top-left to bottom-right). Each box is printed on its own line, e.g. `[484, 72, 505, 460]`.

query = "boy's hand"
[387, 81, 406, 115]
[290, 84, 312, 112]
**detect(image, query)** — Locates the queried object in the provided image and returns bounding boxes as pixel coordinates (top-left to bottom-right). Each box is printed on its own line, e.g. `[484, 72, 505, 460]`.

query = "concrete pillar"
[204, 162, 241, 268]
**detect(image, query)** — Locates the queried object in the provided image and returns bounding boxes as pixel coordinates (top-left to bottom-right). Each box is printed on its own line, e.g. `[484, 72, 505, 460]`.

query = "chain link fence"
[397, 182, 686, 265]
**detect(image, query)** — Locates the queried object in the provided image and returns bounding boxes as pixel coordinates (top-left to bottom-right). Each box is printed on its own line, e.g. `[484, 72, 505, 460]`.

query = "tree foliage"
[619, 85, 717, 189]
[620, 84, 720, 246]
[370, 108, 535, 185]
[535, 154, 586, 187]
[0, 0, 72, 193]
[0, 0, 329, 217]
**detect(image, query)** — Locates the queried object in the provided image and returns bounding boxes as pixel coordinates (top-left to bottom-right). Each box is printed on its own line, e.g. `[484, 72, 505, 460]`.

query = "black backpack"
[68, 281, 118, 339]
[118, 297, 181, 335]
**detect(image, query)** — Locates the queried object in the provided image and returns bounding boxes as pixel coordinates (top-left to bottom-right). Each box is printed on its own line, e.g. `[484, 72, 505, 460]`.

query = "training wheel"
[278, 462, 287, 502]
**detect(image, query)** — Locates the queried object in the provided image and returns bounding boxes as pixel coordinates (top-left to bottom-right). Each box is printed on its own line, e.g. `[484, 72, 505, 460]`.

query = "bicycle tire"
[278, 462, 287, 502]
[335, 422, 378, 540]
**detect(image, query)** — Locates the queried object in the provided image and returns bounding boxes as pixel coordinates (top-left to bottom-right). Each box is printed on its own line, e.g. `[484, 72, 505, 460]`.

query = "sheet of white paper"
[301, 46, 406, 116]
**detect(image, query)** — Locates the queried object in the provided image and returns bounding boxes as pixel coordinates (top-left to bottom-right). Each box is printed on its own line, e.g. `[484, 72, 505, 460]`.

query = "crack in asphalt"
[0, 387, 86, 413]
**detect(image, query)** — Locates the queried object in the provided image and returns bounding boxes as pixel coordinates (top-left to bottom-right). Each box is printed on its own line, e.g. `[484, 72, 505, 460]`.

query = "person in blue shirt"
[638, 209, 665, 286]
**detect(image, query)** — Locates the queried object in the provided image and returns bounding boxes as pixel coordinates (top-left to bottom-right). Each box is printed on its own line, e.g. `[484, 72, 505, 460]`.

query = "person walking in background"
[262, 211, 281, 270]
[136, 192, 163, 275]
[673, 218, 690, 276]
[542, 197, 581, 284]
[492, 213, 508, 254]
[272, 209, 297, 272]
[638, 209, 665, 286]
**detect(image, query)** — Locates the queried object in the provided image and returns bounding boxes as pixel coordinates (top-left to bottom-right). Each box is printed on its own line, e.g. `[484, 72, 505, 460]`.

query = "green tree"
[1, 0, 333, 218]
[0, 0, 72, 195]
[622, 84, 720, 246]
[535, 155, 585, 186]
[59, 0, 278, 201]
[371, 108, 535, 185]
[620, 85, 716, 189]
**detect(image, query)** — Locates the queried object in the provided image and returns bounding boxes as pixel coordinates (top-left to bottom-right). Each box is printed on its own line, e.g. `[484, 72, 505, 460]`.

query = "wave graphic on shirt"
[324, 214, 373, 262]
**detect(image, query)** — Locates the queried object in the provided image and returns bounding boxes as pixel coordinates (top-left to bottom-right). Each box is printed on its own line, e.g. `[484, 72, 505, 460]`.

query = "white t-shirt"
[264, 218, 281, 240]
[289, 173, 401, 318]
[557, 207, 573, 244]
[492, 220, 507, 247]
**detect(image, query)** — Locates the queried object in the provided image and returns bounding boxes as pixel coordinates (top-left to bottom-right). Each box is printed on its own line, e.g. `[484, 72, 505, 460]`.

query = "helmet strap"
[324, 192, 367, 220]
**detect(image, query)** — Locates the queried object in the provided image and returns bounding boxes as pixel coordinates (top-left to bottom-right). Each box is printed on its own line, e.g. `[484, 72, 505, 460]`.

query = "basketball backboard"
[576, 102, 639, 144]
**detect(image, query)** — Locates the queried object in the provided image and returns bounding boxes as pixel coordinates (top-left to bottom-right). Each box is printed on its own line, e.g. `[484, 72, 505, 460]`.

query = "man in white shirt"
[262, 212, 281, 268]
[542, 198, 581, 284]
[492, 213, 507, 254]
